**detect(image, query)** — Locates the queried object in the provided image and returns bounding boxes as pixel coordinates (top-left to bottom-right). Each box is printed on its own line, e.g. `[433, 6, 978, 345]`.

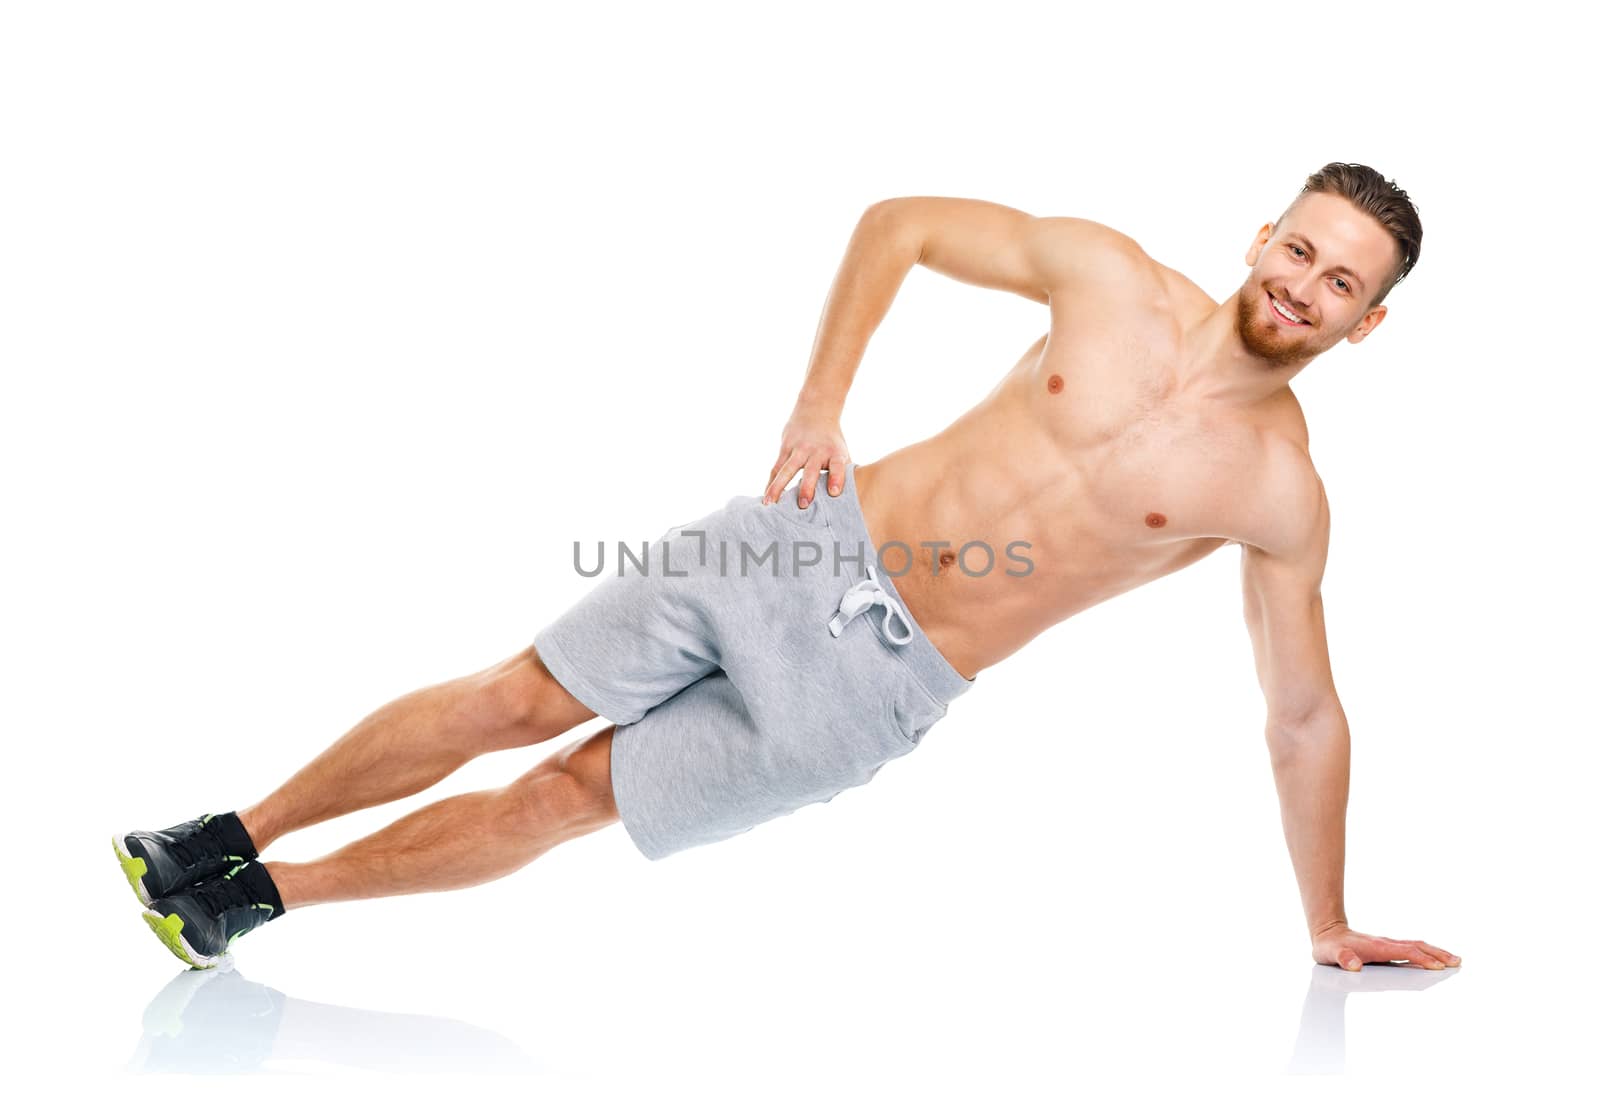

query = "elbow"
[1265, 698, 1349, 753]
[861, 199, 901, 230]
[860, 199, 923, 263]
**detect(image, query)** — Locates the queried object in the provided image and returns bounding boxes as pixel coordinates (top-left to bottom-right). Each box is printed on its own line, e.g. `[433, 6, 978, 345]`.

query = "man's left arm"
[1240, 472, 1461, 972]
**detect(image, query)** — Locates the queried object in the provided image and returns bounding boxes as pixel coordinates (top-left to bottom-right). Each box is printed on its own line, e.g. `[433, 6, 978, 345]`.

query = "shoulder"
[1032, 215, 1143, 253]
[1147, 252, 1217, 313]
[1246, 434, 1329, 567]
[1269, 386, 1312, 451]
[1029, 217, 1152, 289]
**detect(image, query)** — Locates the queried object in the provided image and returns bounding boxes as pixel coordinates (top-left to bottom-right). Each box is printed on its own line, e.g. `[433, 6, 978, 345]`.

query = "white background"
[3, 0, 1593, 1101]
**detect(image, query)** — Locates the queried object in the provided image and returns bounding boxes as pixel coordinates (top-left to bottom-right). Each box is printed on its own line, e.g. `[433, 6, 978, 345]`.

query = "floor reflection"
[1287, 963, 1460, 1075]
[126, 954, 543, 1075]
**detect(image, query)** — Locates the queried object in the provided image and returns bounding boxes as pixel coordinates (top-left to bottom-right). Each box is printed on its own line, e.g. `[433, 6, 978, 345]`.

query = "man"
[116, 161, 1460, 977]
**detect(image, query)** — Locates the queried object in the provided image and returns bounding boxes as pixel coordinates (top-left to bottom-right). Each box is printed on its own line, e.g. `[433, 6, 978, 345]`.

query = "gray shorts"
[532, 462, 975, 860]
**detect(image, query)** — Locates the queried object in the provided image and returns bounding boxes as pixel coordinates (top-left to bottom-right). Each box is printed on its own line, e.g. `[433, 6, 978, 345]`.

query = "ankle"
[233, 858, 289, 918]
[260, 860, 319, 911]
[235, 806, 276, 853]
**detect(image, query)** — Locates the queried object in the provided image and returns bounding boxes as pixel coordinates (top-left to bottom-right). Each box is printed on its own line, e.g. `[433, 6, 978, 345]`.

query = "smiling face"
[1234, 190, 1400, 368]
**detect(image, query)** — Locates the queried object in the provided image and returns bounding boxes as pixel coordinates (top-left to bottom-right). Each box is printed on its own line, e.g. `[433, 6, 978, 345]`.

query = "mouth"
[1267, 290, 1310, 327]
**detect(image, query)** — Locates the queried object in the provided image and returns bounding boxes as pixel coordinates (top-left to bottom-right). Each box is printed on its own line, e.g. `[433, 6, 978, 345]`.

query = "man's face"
[1234, 191, 1398, 368]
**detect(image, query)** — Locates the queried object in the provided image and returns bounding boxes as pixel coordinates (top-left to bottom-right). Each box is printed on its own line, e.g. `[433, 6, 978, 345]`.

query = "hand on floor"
[1312, 921, 1461, 971]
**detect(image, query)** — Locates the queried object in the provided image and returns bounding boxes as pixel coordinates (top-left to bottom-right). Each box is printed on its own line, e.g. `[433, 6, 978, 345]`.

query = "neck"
[1178, 288, 1314, 406]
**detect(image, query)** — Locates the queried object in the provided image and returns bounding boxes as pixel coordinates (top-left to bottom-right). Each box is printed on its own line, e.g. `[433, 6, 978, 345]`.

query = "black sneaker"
[113, 812, 258, 906]
[142, 859, 283, 970]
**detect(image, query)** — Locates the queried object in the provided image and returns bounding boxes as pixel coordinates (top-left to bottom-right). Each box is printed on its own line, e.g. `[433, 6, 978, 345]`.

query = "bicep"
[1240, 481, 1339, 729]
[871, 197, 1128, 304]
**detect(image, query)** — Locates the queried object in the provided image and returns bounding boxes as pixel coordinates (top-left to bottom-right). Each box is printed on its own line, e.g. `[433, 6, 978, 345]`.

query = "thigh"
[464, 643, 600, 749]
[529, 490, 804, 727]
[607, 661, 922, 862]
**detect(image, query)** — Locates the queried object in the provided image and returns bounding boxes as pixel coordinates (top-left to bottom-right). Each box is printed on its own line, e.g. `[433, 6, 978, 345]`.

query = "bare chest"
[1016, 301, 1262, 549]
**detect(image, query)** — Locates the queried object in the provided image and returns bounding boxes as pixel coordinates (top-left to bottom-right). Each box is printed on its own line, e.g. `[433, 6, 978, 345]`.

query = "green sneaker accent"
[200, 814, 216, 825]
[112, 834, 149, 905]
[225, 904, 275, 945]
[224, 860, 248, 880]
[144, 911, 208, 969]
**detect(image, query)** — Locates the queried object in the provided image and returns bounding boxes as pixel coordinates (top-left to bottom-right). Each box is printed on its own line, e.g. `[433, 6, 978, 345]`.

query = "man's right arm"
[767, 197, 1125, 507]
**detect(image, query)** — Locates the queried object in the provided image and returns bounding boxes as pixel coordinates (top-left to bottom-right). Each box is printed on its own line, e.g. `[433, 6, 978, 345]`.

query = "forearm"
[1266, 708, 1351, 936]
[794, 203, 920, 417]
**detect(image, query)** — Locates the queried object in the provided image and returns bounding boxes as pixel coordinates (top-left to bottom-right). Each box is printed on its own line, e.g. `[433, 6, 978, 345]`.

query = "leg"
[237, 644, 595, 852]
[263, 725, 620, 908]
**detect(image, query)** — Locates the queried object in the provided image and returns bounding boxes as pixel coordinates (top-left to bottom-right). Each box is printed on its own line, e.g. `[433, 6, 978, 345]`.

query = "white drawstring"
[827, 564, 914, 645]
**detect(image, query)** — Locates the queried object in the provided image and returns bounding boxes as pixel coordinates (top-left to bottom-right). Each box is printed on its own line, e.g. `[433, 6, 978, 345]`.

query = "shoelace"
[188, 860, 254, 917]
[165, 816, 229, 872]
[827, 564, 914, 646]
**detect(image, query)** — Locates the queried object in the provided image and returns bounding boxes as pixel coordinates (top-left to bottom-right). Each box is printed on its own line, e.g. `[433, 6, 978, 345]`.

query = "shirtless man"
[115, 161, 1460, 977]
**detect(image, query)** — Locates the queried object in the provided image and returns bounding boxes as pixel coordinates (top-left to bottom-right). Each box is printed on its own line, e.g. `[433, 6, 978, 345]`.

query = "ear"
[1345, 303, 1387, 345]
[1245, 222, 1275, 266]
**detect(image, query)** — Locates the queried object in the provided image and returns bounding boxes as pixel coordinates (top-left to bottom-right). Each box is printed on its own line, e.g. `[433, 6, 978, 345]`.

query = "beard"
[1234, 280, 1328, 369]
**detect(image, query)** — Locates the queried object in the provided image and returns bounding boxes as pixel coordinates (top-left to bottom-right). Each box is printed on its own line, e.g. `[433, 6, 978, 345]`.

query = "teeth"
[1269, 294, 1305, 324]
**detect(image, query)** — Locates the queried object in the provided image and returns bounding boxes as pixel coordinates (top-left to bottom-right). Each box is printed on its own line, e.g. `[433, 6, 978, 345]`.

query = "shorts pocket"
[889, 670, 947, 747]
[765, 481, 833, 534]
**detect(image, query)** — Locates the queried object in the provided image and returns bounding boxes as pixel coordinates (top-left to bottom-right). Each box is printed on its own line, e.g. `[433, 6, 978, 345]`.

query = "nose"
[1283, 277, 1315, 311]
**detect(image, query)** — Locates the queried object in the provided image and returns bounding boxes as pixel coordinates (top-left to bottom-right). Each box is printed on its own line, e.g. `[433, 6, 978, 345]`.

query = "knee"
[507, 729, 619, 832]
[469, 645, 595, 747]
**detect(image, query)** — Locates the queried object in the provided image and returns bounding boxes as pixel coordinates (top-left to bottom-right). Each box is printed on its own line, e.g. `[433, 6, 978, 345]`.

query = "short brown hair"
[1282, 162, 1422, 306]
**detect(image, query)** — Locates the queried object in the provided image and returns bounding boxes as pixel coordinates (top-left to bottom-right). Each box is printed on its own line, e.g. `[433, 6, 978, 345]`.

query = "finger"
[1335, 949, 1362, 971]
[770, 438, 801, 481]
[797, 458, 821, 508]
[826, 454, 848, 495]
[1416, 942, 1461, 966]
[1369, 940, 1417, 963]
[1368, 939, 1440, 968]
[767, 449, 790, 495]
[1404, 945, 1448, 970]
[765, 449, 800, 505]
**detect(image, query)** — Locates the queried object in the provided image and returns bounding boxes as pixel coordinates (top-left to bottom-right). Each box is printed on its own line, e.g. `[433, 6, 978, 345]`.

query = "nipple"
[939, 550, 957, 569]
[1047, 374, 1064, 394]
[1145, 512, 1167, 528]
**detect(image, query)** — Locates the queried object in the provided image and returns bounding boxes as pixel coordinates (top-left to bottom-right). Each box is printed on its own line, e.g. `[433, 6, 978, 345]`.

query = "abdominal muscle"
[854, 380, 1228, 680]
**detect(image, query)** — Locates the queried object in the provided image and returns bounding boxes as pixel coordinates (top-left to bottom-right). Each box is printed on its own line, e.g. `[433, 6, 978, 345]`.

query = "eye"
[1289, 245, 1307, 258]
[1334, 277, 1350, 293]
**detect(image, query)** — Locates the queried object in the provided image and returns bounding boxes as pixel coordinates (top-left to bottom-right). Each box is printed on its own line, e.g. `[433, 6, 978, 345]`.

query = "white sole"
[112, 833, 154, 907]
[141, 908, 226, 970]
